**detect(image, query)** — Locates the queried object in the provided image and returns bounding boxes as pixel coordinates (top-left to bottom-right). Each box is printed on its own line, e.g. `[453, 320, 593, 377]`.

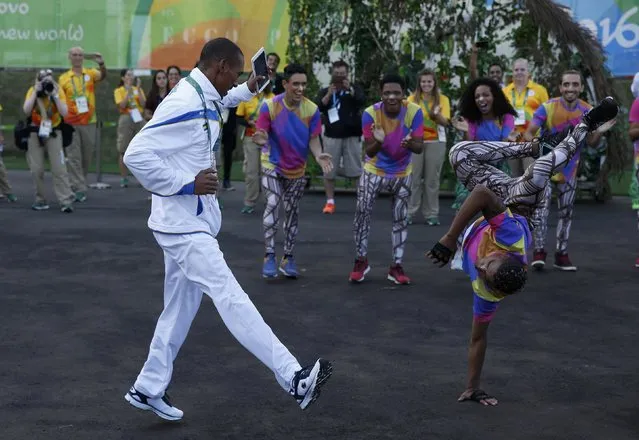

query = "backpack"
[13, 118, 31, 151]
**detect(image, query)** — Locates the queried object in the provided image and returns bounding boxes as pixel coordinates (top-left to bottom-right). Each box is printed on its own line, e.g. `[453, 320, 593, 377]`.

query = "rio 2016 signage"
[0, 0, 290, 71]
[556, 0, 638, 77]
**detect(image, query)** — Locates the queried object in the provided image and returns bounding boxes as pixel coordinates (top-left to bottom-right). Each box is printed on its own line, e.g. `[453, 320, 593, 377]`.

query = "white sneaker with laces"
[290, 358, 333, 410]
[125, 387, 183, 421]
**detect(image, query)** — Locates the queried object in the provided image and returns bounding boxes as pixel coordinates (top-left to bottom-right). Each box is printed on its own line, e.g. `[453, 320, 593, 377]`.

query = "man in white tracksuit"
[122, 38, 332, 422]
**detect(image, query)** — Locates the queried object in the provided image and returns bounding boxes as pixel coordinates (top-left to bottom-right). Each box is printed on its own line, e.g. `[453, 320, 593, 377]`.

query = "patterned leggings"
[261, 168, 307, 255]
[353, 171, 412, 264]
[449, 123, 588, 218]
[532, 177, 577, 253]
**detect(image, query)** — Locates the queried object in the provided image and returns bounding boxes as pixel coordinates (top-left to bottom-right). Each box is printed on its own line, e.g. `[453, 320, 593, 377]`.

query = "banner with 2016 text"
[0, 0, 290, 71]
[550, 0, 637, 77]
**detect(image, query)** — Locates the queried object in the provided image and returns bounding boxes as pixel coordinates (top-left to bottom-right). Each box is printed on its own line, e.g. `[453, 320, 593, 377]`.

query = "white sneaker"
[290, 358, 333, 410]
[125, 387, 183, 421]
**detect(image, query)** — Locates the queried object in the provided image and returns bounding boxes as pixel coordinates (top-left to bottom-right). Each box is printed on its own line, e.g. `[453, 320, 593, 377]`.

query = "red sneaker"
[531, 249, 546, 270]
[388, 264, 411, 285]
[554, 252, 577, 271]
[349, 258, 370, 282]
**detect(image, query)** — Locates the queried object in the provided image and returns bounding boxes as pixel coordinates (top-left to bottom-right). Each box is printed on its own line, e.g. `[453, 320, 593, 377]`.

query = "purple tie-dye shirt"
[531, 98, 592, 182]
[256, 94, 322, 179]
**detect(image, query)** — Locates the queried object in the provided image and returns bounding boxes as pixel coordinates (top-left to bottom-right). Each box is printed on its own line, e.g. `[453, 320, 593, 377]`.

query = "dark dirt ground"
[1, 170, 638, 440]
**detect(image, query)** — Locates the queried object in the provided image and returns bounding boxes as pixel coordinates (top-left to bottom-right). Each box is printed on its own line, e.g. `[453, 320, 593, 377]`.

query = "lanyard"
[185, 76, 223, 166]
[422, 97, 437, 128]
[422, 97, 432, 114]
[512, 87, 529, 108]
[71, 71, 86, 97]
[332, 90, 344, 110]
[126, 87, 138, 109]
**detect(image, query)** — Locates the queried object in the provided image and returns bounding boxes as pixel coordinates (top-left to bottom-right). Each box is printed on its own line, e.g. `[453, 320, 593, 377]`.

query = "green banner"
[0, 0, 290, 70]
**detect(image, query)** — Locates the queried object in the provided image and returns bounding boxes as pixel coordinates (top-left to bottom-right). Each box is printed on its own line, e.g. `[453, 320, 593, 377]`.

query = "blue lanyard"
[332, 90, 344, 110]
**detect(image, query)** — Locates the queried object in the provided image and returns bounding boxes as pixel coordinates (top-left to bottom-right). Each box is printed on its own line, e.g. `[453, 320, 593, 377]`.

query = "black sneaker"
[290, 358, 333, 410]
[581, 96, 619, 131]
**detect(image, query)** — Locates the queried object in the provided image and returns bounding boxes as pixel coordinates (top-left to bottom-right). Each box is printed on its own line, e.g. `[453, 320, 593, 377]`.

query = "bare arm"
[630, 122, 639, 142]
[23, 92, 38, 116]
[440, 185, 505, 247]
[309, 136, 323, 160]
[117, 88, 133, 110]
[523, 121, 540, 142]
[469, 46, 479, 81]
[364, 138, 383, 158]
[431, 111, 449, 127]
[92, 53, 107, 81]
[52, 93, 68, 118]
[466, 319, 490, 390]
[403, 135, 423, 154]
[319, 86, 335, 109]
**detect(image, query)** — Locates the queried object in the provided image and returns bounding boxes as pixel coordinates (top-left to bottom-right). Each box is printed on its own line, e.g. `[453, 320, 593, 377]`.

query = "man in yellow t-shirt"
[502, 59, 549, 176]
[58, 46, 107, 202]
[0, 103, 18, 202]
[236, 87, 275, 213]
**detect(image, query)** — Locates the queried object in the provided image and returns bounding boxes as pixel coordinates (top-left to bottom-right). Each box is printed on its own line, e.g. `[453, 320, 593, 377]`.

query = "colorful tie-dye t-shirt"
[59, 68, 101, 125]
[256, 95, 322, 179]
[461, 209, 531, 323]
[468, 114, 515, 141]
[361, 101, 424, 178]
[531, 98, 592, 182]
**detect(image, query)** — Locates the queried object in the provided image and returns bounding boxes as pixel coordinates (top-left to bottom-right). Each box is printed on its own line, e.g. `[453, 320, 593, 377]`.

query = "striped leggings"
[353, 171, 412, 264]
[261, 168, 307, 256]
[449, 123, 588, 218]
[532, 176, 578, 253]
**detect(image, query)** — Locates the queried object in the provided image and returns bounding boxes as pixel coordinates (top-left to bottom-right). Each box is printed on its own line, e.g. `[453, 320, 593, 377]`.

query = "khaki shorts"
[116, 114, 145, 154]
[323, 136, 362, 179]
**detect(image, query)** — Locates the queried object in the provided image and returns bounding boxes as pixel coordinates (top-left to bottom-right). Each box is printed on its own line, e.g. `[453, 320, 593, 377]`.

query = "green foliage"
[287, 0, 629, 180]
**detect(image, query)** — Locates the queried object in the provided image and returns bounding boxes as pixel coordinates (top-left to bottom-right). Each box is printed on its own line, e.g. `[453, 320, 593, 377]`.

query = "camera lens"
[44, 82, 54, 93]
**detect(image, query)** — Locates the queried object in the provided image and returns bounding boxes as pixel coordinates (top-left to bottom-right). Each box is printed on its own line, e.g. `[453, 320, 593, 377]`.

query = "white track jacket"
[124, 67, 254, 237]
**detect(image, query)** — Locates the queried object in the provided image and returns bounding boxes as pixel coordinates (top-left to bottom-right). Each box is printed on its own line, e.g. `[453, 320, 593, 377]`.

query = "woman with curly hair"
[451, 78, 519, 209]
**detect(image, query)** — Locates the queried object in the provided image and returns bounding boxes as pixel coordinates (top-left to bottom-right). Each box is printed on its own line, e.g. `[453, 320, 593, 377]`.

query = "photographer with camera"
[316, 60, 366, 214]
[22, 69, 76, 213]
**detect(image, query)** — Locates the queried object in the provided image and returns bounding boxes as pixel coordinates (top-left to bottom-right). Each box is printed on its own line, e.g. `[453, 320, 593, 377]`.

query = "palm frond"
[524, 0, 627, 174]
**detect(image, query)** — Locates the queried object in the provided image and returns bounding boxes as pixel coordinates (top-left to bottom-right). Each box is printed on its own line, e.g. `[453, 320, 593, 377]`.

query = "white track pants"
[133, 231, 301, 398]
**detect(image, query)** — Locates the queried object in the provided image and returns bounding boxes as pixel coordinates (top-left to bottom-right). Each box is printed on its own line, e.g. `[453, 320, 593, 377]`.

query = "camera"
[37, 69, 55, 97]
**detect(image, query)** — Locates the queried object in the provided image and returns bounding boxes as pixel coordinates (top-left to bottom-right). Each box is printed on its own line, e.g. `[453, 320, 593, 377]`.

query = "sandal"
[467, 389, 494, 403]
